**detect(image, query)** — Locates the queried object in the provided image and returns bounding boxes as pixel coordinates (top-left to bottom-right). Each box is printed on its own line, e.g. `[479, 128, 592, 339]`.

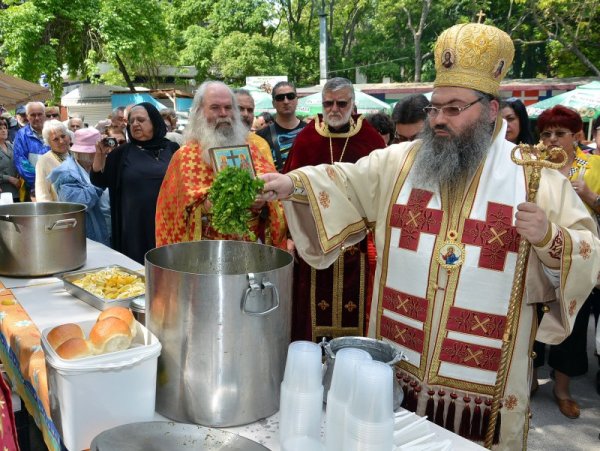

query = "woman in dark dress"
[91, 103, 179, 263]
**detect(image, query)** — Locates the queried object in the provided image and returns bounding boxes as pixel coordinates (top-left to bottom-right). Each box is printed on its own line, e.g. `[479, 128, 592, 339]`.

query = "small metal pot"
[130, 297, 146, 325]
[321, 336, 406, 411]
[0, 202, 86, 276]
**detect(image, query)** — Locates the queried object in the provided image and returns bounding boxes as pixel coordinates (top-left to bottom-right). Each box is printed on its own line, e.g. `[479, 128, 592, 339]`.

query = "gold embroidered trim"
[314, 115, 364, 139]
[532, 222, 553, 248]
[296, 170, 367, 253]
[376, 142, 421, 375]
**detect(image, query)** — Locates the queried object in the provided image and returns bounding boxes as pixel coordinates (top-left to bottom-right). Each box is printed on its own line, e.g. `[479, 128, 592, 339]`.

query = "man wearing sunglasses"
[261, 23, 600, 450]
[279, 76, 385, 347]
[256, 82, 306, 171]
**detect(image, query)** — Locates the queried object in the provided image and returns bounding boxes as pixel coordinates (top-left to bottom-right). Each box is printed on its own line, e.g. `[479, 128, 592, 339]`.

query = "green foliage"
[0, 0, 598, 96]
[208, 167, 265, 240]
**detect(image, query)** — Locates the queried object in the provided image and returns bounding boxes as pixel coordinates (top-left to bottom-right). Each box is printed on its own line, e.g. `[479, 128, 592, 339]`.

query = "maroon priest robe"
[283, 114, 385, 341]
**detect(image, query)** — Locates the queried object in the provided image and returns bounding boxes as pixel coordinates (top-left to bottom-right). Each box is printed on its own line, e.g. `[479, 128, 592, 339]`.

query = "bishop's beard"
[412, 114, 494, 190]
[199, 115, 248, 164]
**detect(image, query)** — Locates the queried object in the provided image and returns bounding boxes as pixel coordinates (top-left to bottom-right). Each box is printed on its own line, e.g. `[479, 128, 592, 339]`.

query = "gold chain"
[329, 134, 351, 164]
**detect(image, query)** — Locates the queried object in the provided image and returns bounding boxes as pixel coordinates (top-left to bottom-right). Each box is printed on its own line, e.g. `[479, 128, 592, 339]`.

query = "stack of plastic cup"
[279, 341, 324, 445]
[282, 435, 325, 451]
[325, 348, 372, 451]
[343, 361, 394, 451]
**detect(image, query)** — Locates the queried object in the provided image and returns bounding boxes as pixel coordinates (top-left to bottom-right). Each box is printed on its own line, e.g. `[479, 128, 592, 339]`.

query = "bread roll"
[97, 306, 137, 337]
[89, 317, 133, 354]
[47, 323, 85, 351]
[56, 337, 93, 360]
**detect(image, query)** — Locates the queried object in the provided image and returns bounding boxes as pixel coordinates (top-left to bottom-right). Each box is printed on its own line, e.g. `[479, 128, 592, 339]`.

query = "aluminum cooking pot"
[0, 202, 86, 276]
[145, 240, 293, 427]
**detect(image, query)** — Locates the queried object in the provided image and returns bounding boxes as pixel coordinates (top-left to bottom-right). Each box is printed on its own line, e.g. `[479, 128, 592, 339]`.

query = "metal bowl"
[90, 421, 270, 451]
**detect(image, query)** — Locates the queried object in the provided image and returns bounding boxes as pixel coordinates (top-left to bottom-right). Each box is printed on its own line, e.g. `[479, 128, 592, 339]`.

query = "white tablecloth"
[9, 239, 485, 451]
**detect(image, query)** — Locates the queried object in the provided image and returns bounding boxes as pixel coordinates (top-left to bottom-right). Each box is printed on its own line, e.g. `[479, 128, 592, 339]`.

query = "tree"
[528, 0, 600, 77]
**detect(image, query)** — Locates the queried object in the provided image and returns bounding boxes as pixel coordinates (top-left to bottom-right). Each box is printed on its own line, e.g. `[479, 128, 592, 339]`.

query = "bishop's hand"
[515, 202, 550, 245]
[259, 173, 294, 201]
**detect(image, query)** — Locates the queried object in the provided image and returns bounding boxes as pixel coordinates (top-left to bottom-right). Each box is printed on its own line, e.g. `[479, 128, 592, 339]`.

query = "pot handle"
[386, 349, 408, 366]
[47, 218, 77, 231]
[320, 337, 334, 360]
[242, 273, 280, 316]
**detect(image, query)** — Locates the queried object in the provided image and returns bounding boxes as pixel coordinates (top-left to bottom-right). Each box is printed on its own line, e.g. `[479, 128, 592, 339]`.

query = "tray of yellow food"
[59, 265, 145, 311]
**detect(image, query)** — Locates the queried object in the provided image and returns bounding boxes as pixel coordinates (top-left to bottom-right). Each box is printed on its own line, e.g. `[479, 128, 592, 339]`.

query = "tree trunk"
[114, 53, 136, 92]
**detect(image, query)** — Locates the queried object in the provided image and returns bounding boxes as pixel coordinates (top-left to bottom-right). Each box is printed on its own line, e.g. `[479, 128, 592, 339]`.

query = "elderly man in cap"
[261, 23, 600, 450]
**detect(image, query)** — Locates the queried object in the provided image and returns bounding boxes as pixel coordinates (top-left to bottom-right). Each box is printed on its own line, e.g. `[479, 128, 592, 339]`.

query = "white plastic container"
[41, 320, 161, 451]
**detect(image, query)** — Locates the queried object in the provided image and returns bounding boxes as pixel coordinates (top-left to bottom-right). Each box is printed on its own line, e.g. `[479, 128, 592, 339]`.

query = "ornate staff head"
[510, 142, 568, 201]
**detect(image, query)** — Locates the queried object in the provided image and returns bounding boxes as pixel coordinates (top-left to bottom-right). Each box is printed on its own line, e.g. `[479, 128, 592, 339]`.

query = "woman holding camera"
[91, 102, 179, 264]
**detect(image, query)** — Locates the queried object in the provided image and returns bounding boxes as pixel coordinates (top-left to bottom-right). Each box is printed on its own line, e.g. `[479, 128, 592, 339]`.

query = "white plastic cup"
[279, 383, 323, 443]
[325, 348, 371, 451]
[347, 361, 393, 423]
[282, 435, 326, 451]
[282, 340, 323, 392]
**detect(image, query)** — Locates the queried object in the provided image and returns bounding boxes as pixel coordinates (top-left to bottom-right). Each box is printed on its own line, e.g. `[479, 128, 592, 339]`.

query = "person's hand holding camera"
[92, 138, 115, 173]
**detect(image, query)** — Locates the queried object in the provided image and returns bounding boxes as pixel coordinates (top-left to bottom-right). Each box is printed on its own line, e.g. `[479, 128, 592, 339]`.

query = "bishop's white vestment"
[283, 120, 600, 450]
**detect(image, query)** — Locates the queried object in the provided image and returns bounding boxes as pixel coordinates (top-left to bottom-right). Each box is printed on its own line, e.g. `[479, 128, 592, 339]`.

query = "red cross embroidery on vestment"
[389, 189, 444, 251]
[461, 202, 520, 271]
[380, 316, 425, 354]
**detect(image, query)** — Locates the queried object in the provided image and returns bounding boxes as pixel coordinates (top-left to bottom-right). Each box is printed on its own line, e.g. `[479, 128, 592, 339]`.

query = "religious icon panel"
[209, 145, 256, 177]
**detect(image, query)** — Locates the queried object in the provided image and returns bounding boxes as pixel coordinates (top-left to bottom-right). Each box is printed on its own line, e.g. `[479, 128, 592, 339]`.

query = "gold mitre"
[434, 23, 515, 96]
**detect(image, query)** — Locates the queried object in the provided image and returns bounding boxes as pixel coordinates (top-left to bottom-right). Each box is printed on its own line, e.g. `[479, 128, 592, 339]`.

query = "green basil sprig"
[208, 167, 265, 240]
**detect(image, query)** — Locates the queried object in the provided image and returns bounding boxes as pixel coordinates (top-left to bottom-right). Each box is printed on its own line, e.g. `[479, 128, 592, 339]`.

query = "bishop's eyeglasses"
[423, 97, 483, 118]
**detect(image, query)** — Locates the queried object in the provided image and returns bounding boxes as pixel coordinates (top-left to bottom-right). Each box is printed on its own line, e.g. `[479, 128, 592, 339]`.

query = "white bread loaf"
[56, 337, 93, 360]
[97, 306, 137, 337]
[47, 323, 85, 351]
[89, 317, 133, 354]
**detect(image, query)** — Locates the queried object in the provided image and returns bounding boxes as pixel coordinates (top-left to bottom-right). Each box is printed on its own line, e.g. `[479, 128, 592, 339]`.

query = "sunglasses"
[322, 100, 350, 109]
[423, 98, 483, 118]
[274, 92, 297, 102]
[46, 113, 60, 118]
[540, 130, 573, 139]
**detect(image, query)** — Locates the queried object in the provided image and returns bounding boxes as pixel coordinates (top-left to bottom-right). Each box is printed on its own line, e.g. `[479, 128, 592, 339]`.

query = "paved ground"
[528, 315, 600, 451]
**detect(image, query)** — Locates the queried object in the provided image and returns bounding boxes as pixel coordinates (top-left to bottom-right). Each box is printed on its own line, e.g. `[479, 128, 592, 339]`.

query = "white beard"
[324, 108, 353, 129]
[197, 115, 249, 164]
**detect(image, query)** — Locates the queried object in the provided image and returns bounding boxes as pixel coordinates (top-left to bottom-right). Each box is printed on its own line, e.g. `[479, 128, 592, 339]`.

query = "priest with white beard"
[155, 80, 287, 248]
[260, 23, 600, 450]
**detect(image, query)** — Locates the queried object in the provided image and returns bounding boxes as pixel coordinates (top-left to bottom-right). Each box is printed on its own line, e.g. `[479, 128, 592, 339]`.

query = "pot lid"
[91, 421, 270, 450]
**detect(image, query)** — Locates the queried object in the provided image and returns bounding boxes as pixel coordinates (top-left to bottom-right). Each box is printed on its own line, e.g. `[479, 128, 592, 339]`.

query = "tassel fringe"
[445, 392, 457, 432]
[425, 390, 435, 421]
[470, 397, 482, 441]
[493, 402, 502, 445]
[434, 390, 446, 427]
[458, 395, 472, 438]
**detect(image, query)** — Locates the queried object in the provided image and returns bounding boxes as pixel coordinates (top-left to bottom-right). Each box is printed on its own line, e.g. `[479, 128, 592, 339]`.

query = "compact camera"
[102, 137, 118, 148]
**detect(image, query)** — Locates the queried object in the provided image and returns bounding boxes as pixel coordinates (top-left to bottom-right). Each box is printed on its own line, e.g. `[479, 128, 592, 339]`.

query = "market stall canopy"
[0, 71, 51, 110]
[111, 89, 194, 112]
[297, 90, 392, 117]
[526, 81, 600, 121]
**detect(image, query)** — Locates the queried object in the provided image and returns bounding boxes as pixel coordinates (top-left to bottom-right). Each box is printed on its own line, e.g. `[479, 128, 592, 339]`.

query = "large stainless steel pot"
[0, 202, 86, 276]
[145, 241, 293, 427]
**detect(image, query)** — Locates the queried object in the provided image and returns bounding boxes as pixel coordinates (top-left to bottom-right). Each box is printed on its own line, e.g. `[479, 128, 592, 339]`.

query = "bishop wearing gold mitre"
[260, 22, 600, 450]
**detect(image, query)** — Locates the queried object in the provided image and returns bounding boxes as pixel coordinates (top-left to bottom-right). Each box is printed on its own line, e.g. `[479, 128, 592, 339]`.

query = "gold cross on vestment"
[395, 296, 410, 312]
[471, 315, 490, 334]
[488, 227, 507, 246]
[345, 300, 357, 312]
[318, 299, 330, 311]
[394, 325, 408, 342]
[406, 211, 421, 227]
[476, 10, 486, 23]
[464, 348, 483, 365]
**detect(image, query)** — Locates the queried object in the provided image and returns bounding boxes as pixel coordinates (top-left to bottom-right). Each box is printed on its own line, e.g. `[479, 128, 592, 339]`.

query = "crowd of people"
[1, 20, 600, 451]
